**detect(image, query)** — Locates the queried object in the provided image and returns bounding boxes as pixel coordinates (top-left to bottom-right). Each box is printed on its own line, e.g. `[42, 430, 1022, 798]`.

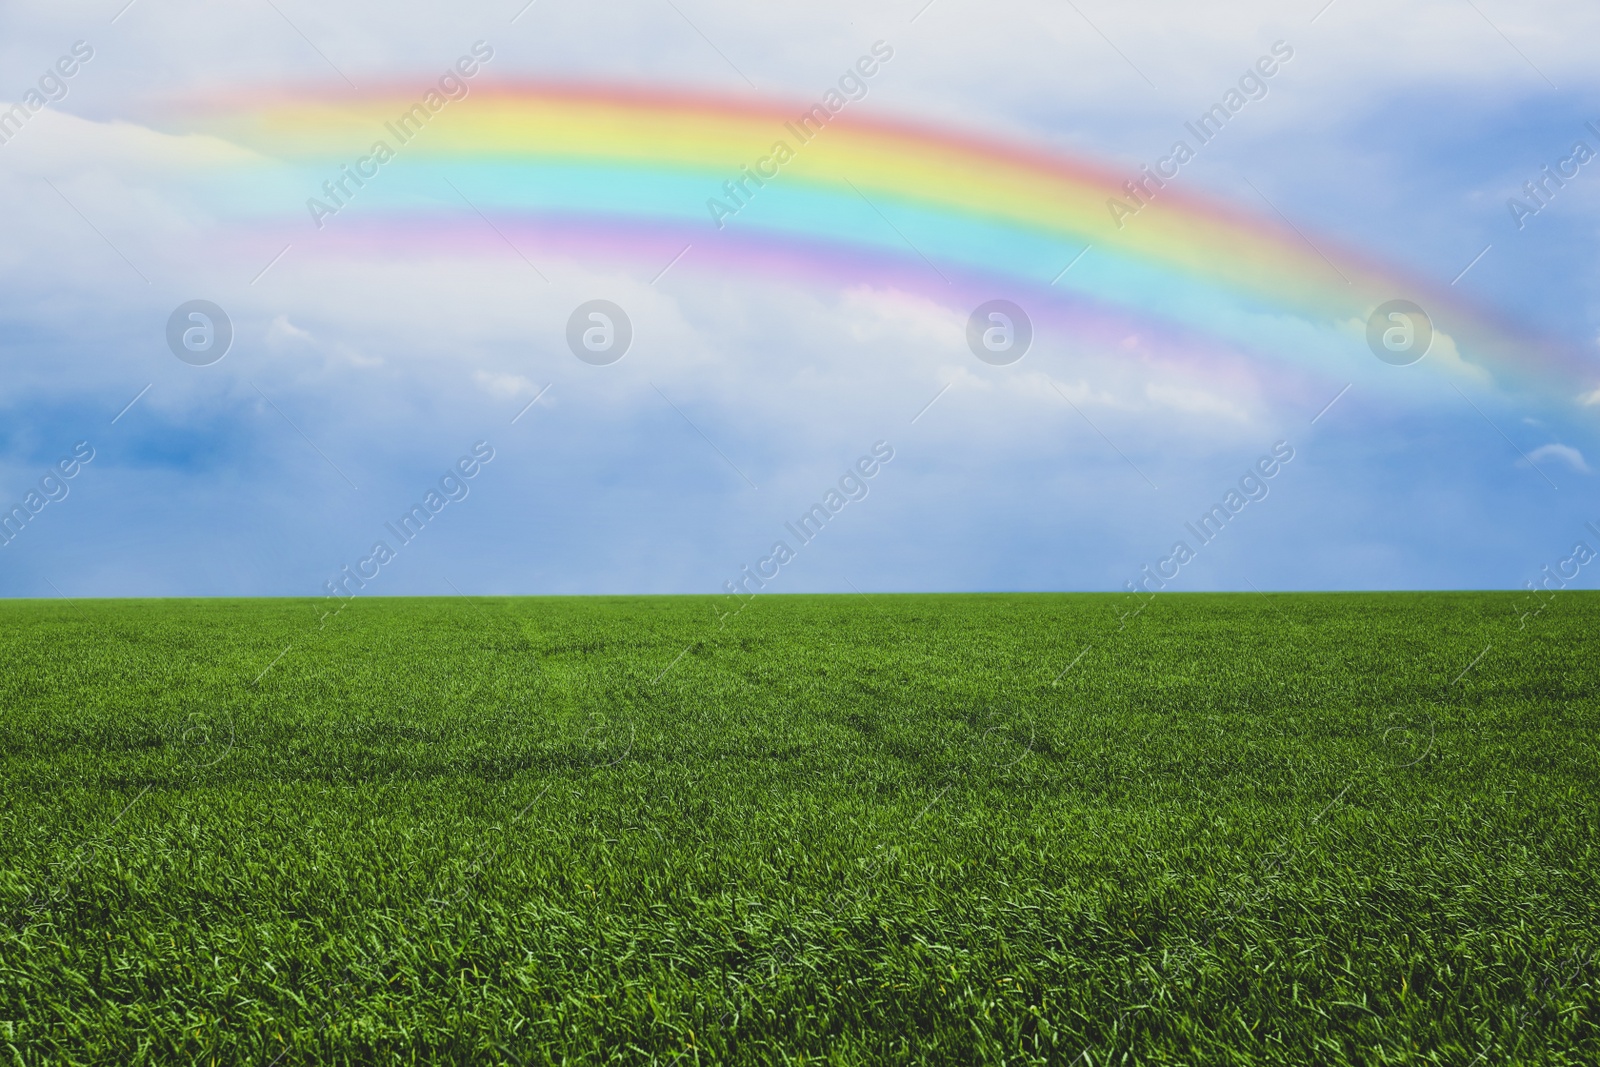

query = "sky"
[1, 0, 1598, 599]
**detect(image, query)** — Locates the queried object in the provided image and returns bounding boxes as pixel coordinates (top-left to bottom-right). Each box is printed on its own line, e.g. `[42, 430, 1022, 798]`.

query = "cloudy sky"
[1, 0, 1597, 599]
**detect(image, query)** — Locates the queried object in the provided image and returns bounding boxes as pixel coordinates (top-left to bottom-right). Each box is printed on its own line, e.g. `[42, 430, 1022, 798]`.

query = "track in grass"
[2, 593, 1597, 1064]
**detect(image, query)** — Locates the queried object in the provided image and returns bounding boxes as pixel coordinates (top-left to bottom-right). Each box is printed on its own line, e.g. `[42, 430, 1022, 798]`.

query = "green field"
[2, 592, 1596, 1065]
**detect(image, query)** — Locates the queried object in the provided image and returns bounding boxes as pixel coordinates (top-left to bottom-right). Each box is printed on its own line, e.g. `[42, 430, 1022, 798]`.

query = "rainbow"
[184, 82, 1595, 403]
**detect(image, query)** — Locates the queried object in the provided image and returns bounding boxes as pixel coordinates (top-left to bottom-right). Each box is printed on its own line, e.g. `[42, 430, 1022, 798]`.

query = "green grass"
[1, 592, 1596, 1065]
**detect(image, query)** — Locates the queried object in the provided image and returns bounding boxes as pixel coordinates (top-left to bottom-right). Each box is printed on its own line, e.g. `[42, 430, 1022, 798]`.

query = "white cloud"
[839, 286, 965, 348]
[266, 314, 313, 344]
[263, 313, 382, 368]
[1423, 329, 1496, 388]
[1043, 377, 1120, 409]
[1526, 443, 1591, 473]
[1144, 381, 1252, 423]
[472, 370, 540, 399]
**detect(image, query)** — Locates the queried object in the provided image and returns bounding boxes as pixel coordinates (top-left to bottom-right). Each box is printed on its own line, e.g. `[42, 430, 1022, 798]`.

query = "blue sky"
[1, 0, 1597, 598]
